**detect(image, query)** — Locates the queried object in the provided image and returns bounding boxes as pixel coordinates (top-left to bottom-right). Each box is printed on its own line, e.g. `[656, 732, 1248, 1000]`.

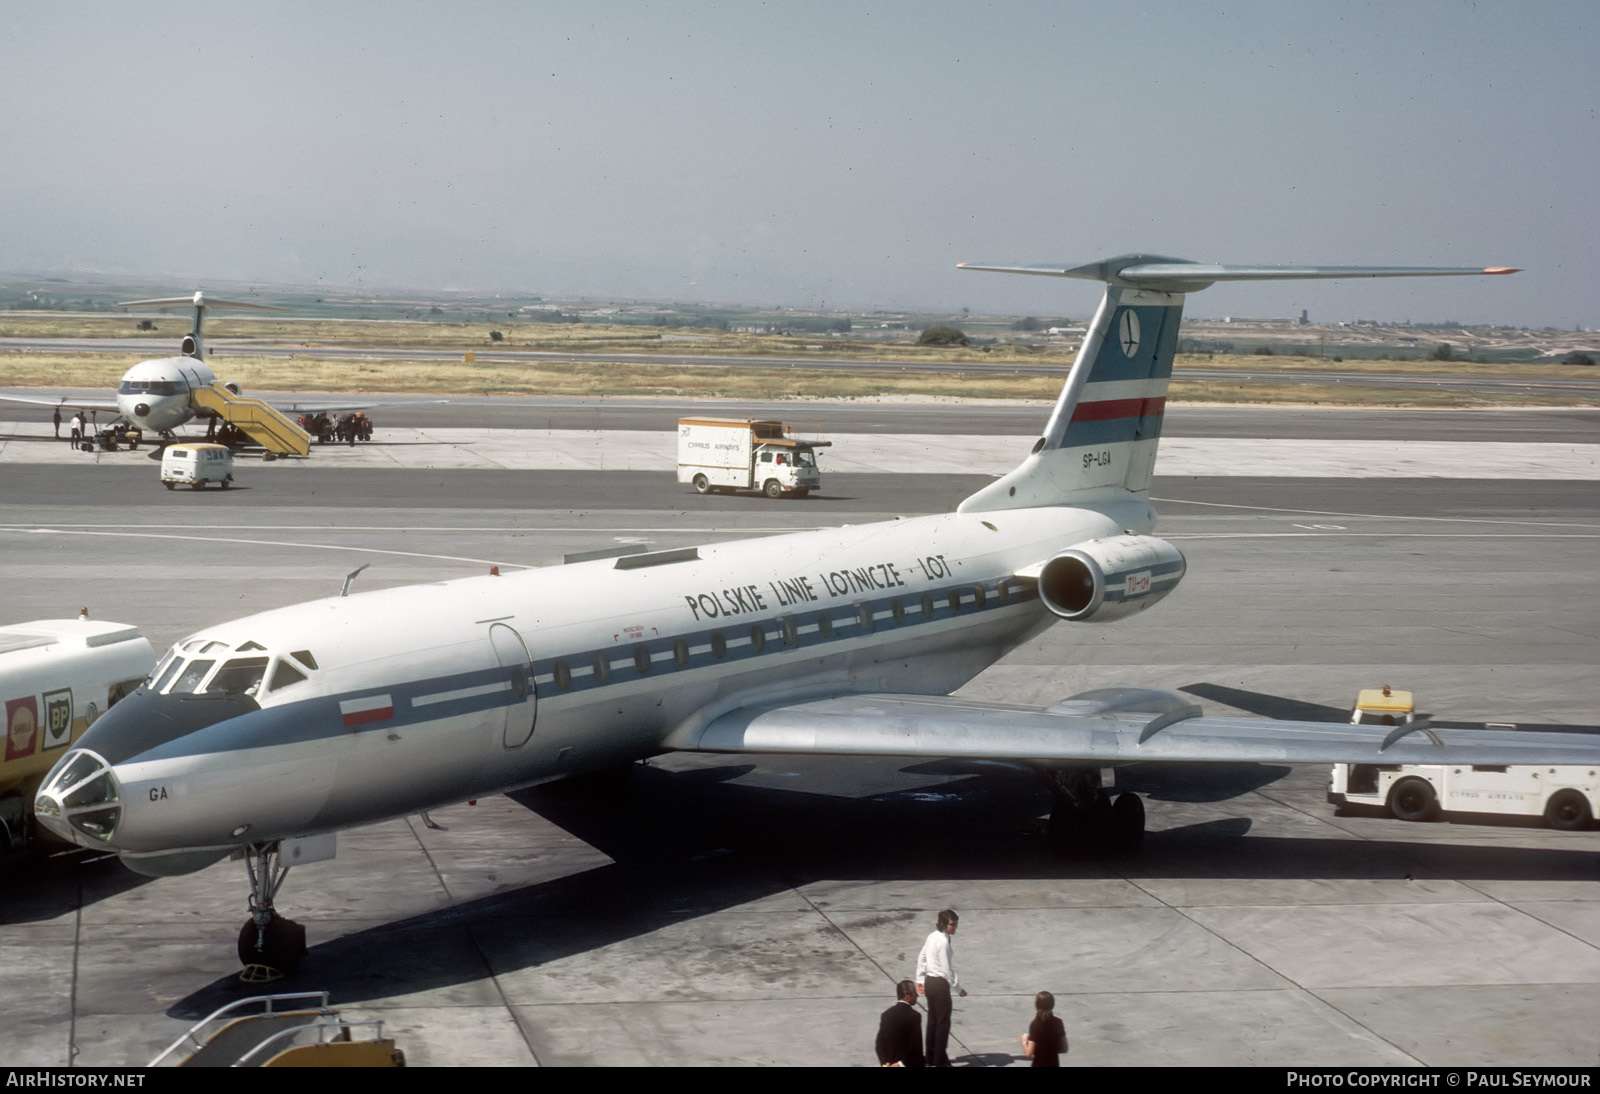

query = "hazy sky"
[3, 1, 1595, 327]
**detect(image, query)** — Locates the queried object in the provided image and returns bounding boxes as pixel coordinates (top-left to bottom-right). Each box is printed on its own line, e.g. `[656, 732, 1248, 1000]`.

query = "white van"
[161, 443, 234, 490]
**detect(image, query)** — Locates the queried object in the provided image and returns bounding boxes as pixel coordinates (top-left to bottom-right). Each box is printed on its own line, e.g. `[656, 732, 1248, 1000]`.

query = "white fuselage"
[115, 356, 215, 432]
[40, 499, 1154, 866]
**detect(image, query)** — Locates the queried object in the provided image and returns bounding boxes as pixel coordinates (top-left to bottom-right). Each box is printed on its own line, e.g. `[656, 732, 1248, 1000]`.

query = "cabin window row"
[545, 581, 1019, 693]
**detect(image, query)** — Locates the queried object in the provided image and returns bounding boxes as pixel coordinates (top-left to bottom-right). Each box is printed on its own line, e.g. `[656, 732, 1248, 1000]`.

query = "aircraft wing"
[675, 690, 1600, 767]
[0, 392, 121, 414]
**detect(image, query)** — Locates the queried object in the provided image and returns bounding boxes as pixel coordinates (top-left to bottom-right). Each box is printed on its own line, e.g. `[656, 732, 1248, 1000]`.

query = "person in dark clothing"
[1020, 990, 1066, 1067]
[875, 980, 924, 1067]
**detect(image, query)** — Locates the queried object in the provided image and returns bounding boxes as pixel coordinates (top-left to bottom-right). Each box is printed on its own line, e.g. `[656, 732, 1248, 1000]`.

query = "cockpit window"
[172, 659, 215, 694]
[268, 659, 307, 692]
[290, 650, 318, 670]
[117, 379, 186, 396]
[146, 649, 177, 688]
[205, 657, 269, 696]
[151, 656, 185, 694]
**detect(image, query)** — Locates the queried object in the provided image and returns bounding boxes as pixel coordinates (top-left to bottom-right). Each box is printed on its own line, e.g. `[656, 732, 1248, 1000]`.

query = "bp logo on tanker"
[43, 689, 74, 750]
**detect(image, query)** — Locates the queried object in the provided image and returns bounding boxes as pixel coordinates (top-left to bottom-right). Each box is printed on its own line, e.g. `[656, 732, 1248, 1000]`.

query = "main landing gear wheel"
[1109, 791, 1145, 852]
[693, 473, 711, 494]
[1047, 799, 1086, 851]
[237, 842, 308, 979]
[1043, 769, 1144, 855]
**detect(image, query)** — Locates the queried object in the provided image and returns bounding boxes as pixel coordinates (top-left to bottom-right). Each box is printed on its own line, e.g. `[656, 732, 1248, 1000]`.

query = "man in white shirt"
[915, 908, 966, 1066]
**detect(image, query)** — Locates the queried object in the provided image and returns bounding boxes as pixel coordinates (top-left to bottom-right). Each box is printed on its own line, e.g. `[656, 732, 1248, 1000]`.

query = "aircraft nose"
[35, 749, 123, 848]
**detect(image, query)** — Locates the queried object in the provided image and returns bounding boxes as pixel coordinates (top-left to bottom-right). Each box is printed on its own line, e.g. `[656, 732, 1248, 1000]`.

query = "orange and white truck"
[677, 417, 829, 499]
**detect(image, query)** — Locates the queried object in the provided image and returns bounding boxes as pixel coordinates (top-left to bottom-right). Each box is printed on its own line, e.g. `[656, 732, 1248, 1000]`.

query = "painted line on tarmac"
[8, 526, 1594, 563]
[13, 527, 518, 567]
[1152, 496, 1600, 530]
[1173, 532, 1600, 539]
[3, 424, 1596, 478]
[0, 522, 821, 534]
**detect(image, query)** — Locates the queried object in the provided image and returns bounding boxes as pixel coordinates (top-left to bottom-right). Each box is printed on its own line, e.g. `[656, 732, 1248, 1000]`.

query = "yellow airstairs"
[149, 991, 405, 1067]
[191, 383, 311, 457]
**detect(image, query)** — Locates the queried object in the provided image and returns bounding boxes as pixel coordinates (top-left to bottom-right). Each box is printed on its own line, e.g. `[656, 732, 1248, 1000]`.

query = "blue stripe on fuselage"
[132, 663, 517, 763]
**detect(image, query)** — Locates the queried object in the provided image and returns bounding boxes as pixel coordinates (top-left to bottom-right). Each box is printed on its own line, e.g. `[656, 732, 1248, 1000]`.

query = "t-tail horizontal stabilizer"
[955, 256, 1519, 513]
[119, 291, 286, 360]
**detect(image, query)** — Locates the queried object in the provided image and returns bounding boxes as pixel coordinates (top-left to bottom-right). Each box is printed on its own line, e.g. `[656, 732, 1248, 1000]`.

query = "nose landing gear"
[237, 842, 307, 980]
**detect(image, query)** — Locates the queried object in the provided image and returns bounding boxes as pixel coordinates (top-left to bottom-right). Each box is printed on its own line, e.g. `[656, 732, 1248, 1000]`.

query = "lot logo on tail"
[1118, 309, 1140, 356]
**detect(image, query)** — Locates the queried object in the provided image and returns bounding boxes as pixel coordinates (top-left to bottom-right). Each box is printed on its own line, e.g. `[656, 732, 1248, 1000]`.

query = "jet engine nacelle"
[1036, 534, 1186, 623]
[223, 381, 243, 396]
[180, 334, 199, 357]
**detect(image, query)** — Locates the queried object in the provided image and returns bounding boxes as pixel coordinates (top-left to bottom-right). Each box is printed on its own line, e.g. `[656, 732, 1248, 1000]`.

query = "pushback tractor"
[1329, 689, 1598, 829]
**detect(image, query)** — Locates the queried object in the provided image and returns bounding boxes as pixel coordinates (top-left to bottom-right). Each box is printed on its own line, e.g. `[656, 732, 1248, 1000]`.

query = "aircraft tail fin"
[119, 292, 285, 360]
[956, 256, 1518, 514]
[958, 277, 1181, 512]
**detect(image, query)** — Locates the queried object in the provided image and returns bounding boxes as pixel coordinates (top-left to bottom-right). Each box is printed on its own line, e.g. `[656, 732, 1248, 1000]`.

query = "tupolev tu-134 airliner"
[37, 254, 1592, 976]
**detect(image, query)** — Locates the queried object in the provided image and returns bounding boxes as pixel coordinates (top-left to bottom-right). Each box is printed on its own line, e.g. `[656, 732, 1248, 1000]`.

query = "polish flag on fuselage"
[340, 694, 394, 728]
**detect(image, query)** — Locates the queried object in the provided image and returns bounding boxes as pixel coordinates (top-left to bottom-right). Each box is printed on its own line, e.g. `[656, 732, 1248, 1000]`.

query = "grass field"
[1, 315, 1594, 406]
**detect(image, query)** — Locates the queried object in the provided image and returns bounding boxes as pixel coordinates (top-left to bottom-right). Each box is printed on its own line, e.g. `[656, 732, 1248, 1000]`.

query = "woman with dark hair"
[1020, 991, 1067, 1067]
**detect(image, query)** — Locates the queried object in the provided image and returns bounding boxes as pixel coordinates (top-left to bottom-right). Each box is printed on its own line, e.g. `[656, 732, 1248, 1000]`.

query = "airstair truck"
[677, 418, 828, 499]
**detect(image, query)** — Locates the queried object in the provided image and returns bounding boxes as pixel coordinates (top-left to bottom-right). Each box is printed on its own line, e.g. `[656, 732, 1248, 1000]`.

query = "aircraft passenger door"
[488, 623, 537, 749]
